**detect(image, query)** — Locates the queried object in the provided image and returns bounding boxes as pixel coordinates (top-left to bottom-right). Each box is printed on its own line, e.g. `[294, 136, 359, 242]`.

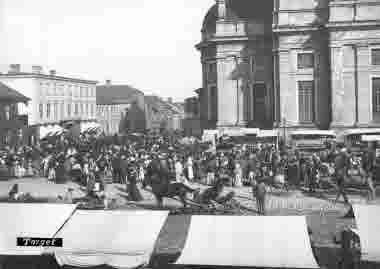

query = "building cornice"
[196, 35, 272, 50]
[272, 25, 324, 34]
[0, 73, 98, 84]
[273, 8, 329, 13]
[326, 20, 380, 29]
[329, 0, 380, 7]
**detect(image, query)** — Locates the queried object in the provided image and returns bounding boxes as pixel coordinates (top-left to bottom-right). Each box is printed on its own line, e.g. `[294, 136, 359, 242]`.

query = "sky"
[0, 0, 215, 102]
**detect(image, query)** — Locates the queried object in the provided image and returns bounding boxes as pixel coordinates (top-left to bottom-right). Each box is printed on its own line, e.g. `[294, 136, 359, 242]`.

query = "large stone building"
[96, 80, 146, 135]
[197, 0, 380, 134]
[145, 96, 184, 133]
[183, 94, 202, 137]
[0, 65, 98, 141]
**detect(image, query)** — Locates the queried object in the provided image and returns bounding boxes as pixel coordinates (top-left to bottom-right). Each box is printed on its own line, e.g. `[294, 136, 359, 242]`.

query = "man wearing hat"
[334, 147, 350, 204]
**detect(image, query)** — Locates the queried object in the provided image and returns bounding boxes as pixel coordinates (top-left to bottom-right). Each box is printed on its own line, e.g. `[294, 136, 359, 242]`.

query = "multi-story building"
[96, 80, 146, 135]
[197, 0, 380, 135]
[0, 82, 29, 146]
[0, 65, 98, 140]
[183, 95, 202, 136]
[145, 96, 184, 133]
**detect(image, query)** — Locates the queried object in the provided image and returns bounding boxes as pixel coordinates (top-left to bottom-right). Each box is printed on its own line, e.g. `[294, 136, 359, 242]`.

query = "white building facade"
[97, 103, 130, 135]
[0, 65, 97, 126]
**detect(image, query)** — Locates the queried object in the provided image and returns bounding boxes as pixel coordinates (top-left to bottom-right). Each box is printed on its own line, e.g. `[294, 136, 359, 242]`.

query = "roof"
[96, 84, 144, 105]
[0, 82, 30, 102]
[0, 73, 98, 84]
[176, 215, 319, 268]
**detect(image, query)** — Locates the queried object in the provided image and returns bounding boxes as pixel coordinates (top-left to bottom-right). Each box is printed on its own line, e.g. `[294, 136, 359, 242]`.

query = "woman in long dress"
[187, 157, 194, 182]
[234, 162, 243, 187]
[127, 159, 143, 202]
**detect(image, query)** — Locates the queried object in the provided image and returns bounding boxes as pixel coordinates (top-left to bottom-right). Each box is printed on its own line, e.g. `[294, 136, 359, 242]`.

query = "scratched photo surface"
[1, 1, 380, 269]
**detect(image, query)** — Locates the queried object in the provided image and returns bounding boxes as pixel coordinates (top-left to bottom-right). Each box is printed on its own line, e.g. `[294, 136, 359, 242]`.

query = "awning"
[53, 210, 169, 269]
[353, 205, 380, 263]
[290, 130, 336, 137]
[258, 129, 279, 138]
[0, 203, 77, 255]
[175, 216, 319, 268]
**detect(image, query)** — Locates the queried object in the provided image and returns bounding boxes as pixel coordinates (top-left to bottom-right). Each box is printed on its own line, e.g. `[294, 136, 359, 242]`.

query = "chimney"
[106, 79, 111, 86]
[167, 97, 173, 103]
[8, 64, 21, 74]
[49, 69, 56, 76]
[32, 65, 43, 74]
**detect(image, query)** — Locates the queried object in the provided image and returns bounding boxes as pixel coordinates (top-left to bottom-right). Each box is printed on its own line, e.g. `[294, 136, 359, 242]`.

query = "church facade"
[197, 0, 380, 133]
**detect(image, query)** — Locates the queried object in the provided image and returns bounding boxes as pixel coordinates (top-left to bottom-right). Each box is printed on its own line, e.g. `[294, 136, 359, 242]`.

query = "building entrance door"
[253, 83, 267, 128]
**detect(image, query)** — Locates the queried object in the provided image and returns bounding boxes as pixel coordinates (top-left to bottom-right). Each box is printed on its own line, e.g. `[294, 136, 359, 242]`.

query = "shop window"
[39, 104, 43, 119]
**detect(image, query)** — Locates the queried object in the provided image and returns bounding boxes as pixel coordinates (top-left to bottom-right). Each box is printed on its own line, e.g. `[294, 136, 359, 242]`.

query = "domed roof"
[201, 1, 273, 33]
[202, 4, 218, 33]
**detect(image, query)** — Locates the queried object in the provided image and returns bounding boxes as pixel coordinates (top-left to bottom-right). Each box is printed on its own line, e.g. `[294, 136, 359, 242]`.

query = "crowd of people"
[0, 132, 378, 213]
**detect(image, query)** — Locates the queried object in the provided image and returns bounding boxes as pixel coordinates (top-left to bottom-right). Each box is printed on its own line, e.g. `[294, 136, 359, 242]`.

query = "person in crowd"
[175, 156, 183, 182]
[234, 160, 243, 187]
[361, 145, 377, 201]
[252, 177, 267, 215]
[127, 157, 143, 201]
[335, 148, 350, 204]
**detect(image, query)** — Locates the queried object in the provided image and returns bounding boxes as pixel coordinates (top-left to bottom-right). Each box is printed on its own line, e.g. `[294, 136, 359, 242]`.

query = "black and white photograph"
[0, 1, 379, 269]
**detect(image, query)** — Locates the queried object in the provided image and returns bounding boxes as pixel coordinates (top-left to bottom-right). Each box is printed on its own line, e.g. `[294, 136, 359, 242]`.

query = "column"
[330, 45, 356, 127]
[278, 50, 296, 126]
[237, 76, 246, 126]
[217, 56, 239, 127]
[357, 44, 372, 125]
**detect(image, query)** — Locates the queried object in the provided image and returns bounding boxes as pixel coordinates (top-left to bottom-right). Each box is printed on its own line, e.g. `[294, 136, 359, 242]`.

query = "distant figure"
[252, 179, 267, 215]
[8, 184, 19, 200]
[334, 149, 350, 204]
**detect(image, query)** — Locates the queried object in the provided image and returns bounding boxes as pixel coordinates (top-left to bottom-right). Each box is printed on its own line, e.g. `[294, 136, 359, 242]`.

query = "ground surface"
[1, 177, 379, 269]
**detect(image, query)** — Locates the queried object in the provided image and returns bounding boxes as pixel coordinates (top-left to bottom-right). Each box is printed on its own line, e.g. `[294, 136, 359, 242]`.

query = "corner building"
[198, 0, 380, 133]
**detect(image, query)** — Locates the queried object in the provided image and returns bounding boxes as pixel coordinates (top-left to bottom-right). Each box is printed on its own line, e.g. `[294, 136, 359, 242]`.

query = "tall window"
[39, 104, 43, 119]
[46, 103, 51, 119]
[75, 103, 79, 115]
[86, 103, 89, 115]
[250, 56, 255, 74]
[372, 49, 380, 65]
[210, 86, 218, 121]
[297, 53, 314, 69]
[60, 103, 64, 118]
[54, 103, 58, 120]
[206, 63, 217, 83]
[298, 81, 315, 123]
[4, 105, 10, 120]
[67, 104, 71, 117]
[373, 78, 380, 122]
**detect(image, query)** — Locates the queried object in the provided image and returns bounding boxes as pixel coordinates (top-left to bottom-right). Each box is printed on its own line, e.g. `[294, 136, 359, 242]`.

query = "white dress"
[187, 158, 194, 181]
[175, 161, 183, 182]
[234, 163, 243, 187]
